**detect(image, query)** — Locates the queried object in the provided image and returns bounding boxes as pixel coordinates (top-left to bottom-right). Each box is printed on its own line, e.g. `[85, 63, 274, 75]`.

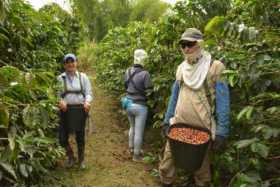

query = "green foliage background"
[88, 0, 280, 186]
[70, 0, 169, 41]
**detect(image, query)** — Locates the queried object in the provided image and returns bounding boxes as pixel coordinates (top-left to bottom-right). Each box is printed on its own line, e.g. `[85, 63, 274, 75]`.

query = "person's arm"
[124, 69, 129, 90]
[144, 72, 153, 90]
[212, 81, 230, 150]
[160, 80, 180, 137]
[57, 75, 67, 112]
[82, 74, 93, 112]
[215, 81, 230, 138]
[163, 80, 180, 125]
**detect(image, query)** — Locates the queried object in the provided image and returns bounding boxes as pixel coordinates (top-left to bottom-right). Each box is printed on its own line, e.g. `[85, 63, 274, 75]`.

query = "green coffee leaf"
[0, 105, 9, 127]
[19, 164, 28, 178]
[234, 138, 258, 149]
[0, 162, 17, 180]
[251, 143, 269, 158]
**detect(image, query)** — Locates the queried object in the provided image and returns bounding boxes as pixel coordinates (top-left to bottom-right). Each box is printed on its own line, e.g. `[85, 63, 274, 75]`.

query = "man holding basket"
[159, 28, 230, 187]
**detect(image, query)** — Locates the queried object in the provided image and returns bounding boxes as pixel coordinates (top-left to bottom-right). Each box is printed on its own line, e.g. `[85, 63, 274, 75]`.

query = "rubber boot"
[78, 144, 86, 169]
[66, 145, 75, 168]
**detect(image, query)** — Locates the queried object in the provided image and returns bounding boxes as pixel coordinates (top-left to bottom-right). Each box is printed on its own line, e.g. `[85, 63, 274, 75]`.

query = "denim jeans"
[126, 103, 148, 155]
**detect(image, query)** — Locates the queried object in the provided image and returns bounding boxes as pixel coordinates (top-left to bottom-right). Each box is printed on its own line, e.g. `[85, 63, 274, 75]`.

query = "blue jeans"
[126, 103, 148, 155]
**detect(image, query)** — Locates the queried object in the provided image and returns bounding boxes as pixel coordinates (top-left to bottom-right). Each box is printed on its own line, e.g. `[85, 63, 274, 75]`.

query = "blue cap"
[63, 53, 77, 63]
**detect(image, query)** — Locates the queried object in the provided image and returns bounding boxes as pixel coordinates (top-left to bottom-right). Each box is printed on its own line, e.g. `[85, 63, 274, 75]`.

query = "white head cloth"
[176, 50, 211, 90]
[134, 49, 148, 66]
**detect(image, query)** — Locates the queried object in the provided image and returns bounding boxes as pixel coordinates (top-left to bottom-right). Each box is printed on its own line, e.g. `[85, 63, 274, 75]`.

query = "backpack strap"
[125, 68, 144, 94]
[61, 75, 67, 98]
[125, 68, 142, 88]
[202, 60, 216, 138]
[61, 72, 85, 98]
[203, 60, 215, 114]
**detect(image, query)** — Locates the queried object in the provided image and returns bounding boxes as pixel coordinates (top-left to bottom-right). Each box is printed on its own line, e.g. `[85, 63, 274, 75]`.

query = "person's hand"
[58, 100, 67, 112]
[84, 102, 91, 113]
[161, 122, 169, 138]
[212, 135, 225, 151]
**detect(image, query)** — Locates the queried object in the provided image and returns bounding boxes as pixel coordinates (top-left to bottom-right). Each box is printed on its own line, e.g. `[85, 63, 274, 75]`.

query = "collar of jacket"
[65, 71, 79, 77]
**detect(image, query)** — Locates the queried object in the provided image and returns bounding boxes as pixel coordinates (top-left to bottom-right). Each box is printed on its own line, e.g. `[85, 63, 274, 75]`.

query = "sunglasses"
[180, 41, 197, 49]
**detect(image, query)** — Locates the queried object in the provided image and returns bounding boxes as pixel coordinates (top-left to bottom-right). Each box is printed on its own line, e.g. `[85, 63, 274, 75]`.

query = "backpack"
[61, 72, 85, 98]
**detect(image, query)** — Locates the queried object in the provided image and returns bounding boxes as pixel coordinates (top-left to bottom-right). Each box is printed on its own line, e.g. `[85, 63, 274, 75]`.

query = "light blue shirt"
[58, 71, 93, 105]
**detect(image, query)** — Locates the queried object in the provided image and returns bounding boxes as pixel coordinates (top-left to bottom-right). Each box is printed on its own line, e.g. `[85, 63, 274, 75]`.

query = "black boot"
[66, 145, 75, 168]
[78, 145, 85, 169]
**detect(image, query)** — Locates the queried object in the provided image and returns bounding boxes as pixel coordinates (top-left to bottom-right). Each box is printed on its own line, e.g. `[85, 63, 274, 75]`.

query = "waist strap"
[67, 104, 84, 109]
[61, 90, 85, 98]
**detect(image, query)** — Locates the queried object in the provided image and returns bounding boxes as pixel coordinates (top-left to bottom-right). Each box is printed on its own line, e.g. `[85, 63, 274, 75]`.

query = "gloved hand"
[212, 135, 225, 151]
[161, 122, 169, 138]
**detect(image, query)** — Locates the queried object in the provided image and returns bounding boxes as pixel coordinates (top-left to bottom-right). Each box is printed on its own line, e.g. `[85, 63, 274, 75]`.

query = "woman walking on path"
[123, 49, 153, 162]
[57, 53, 93, 169]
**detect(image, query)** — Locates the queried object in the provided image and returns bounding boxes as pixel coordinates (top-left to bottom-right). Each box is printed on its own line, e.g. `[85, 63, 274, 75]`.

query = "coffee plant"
[0, 0, 81, 185]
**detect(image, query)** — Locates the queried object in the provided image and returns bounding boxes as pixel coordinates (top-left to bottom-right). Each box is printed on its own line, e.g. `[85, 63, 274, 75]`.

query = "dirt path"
[51, 76, 160, 187]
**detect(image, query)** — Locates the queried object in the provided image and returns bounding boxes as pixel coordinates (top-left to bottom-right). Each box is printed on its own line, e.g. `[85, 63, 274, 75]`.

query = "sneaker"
[79, 161, 86, 170]
[129, 148, 133, 155]
[132, 154, 143, 162]
[129, 148, 144, 155]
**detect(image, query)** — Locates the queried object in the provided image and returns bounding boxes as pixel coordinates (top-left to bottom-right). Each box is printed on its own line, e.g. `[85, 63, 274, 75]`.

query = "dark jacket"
[124, 64, 152, 105]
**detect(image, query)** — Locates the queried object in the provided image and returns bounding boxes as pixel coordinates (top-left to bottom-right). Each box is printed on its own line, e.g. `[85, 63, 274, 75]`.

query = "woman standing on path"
[124, 49, 153, 162]
[57, 53, 93, 169]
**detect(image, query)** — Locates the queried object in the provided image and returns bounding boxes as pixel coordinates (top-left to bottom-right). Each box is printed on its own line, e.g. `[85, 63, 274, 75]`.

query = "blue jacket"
[163, 80, 230, 138]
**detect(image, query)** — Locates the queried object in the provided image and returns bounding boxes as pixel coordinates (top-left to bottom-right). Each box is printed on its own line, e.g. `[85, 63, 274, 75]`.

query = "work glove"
[212, 135, 225, 151]
[161, 122, 169, 138]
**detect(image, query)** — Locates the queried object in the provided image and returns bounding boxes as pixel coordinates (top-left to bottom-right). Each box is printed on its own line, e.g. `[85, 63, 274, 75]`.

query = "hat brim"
[179, 37, 203, 42]
[63, 57, 77, 64]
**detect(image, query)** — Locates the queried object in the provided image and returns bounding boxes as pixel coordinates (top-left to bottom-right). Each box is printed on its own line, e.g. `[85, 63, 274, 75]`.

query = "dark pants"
[59, 105, 88, 160]
[59, 122, 85, 149]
